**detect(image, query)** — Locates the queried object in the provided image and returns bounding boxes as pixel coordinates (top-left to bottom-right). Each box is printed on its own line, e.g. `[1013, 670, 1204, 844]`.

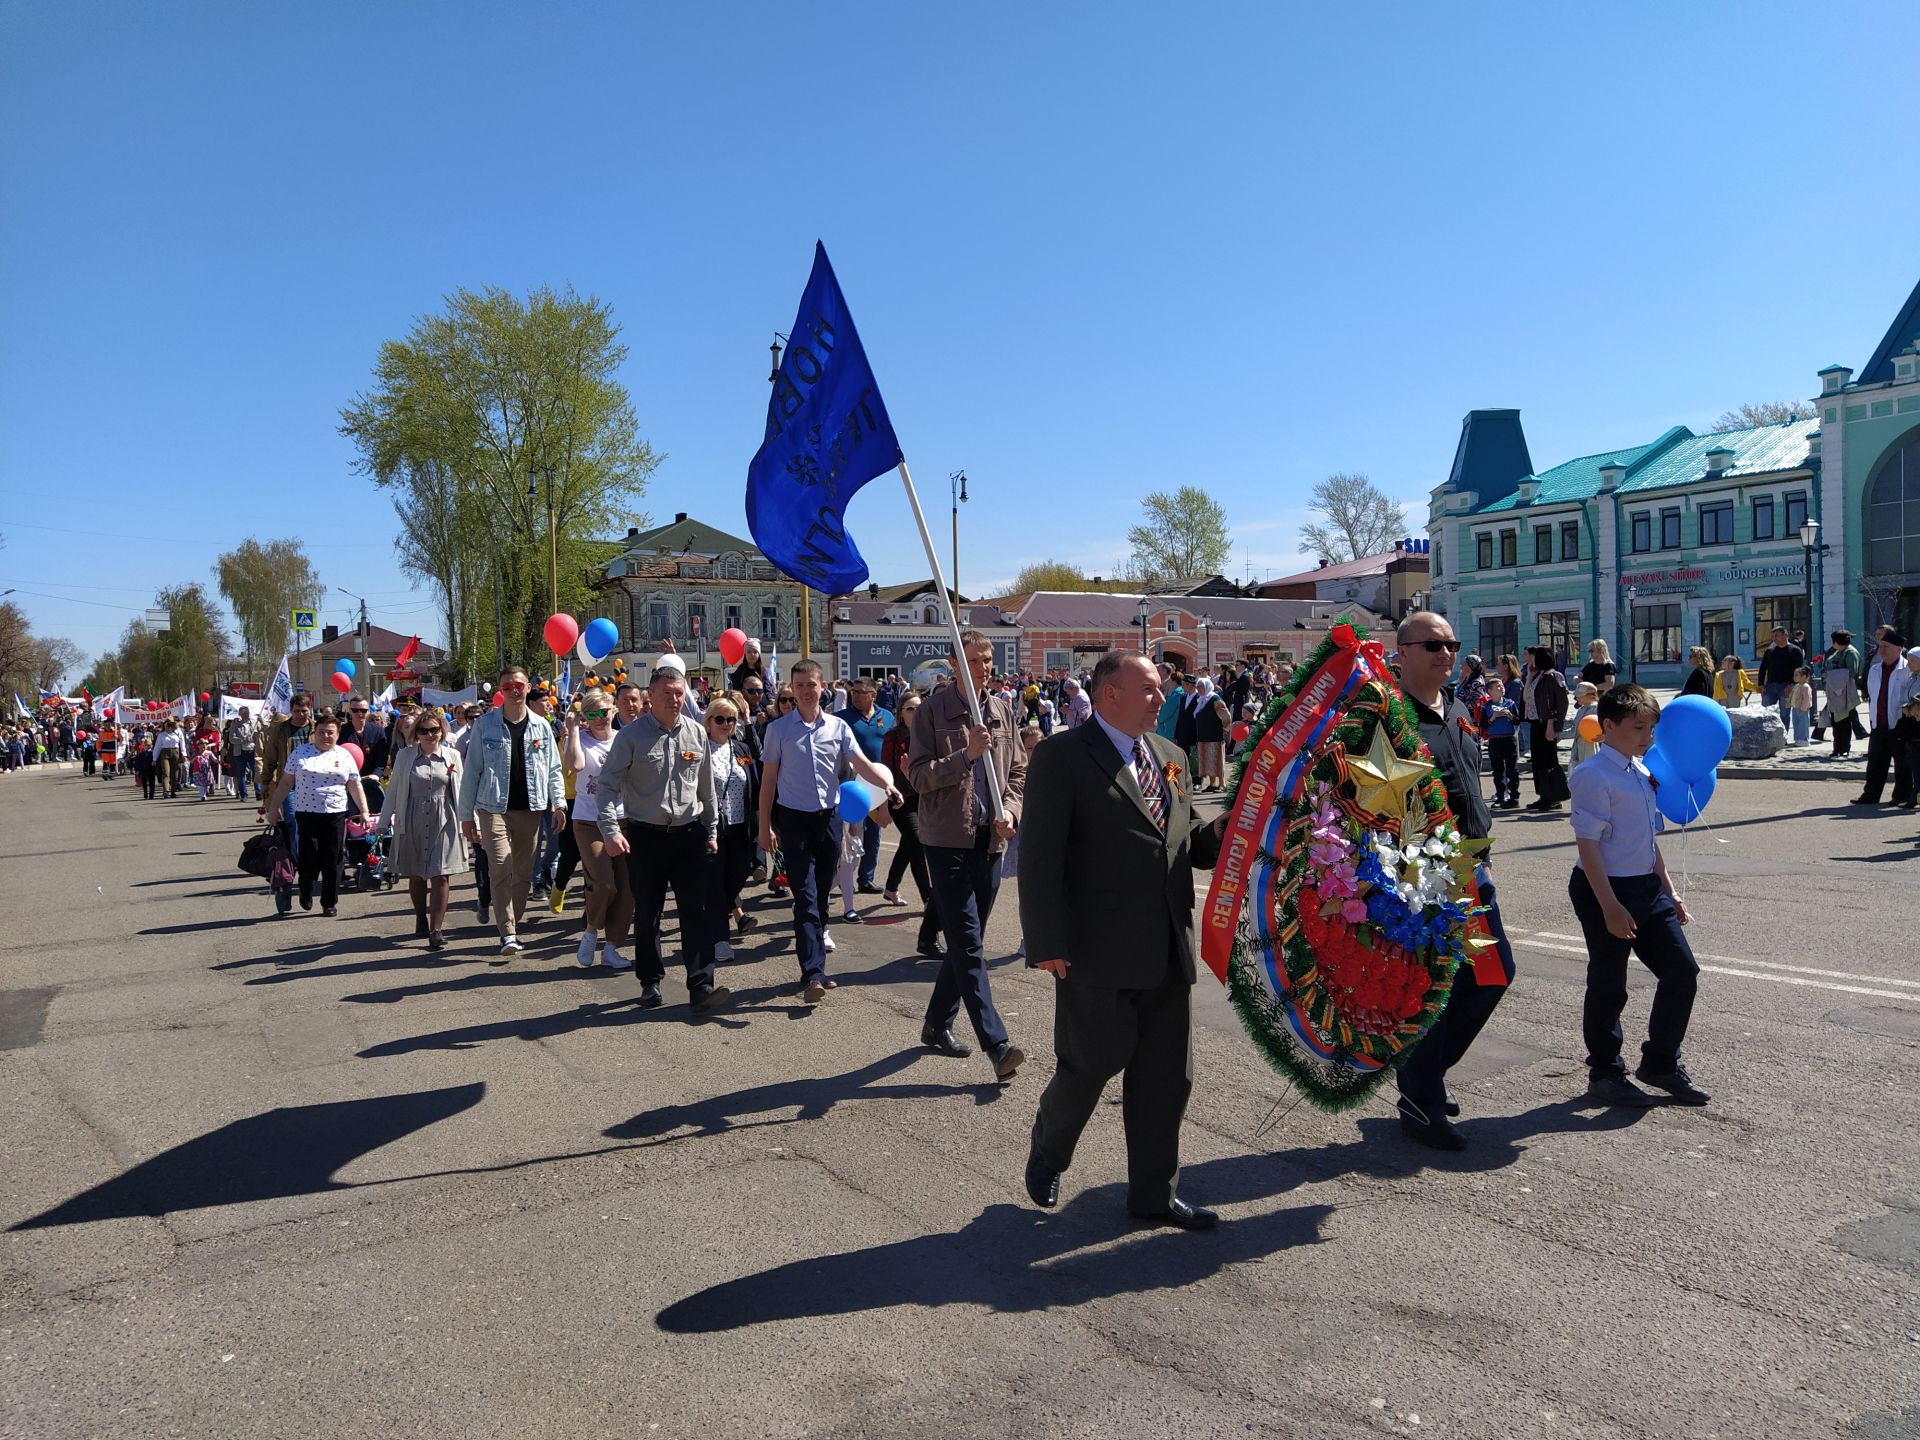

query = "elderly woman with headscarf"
[1191, 675, 1232, 790]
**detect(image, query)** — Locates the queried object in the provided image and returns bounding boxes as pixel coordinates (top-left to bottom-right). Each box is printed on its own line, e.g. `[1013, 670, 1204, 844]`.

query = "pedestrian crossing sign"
[291, 609, 317, 631]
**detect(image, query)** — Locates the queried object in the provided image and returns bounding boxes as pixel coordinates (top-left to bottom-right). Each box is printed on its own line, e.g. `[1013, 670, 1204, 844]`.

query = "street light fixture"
[1799, 518, 1822, 646]
[1624, 584, 1638, 683]
[1201, 612, 1212, 673]
[949, 470, 969, 620]
[1136, 595, 1151, 654]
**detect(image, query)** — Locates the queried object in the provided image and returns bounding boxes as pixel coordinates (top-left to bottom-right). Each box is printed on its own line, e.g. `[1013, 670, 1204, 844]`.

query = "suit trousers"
[1569, 868, 1698, 1075]
[623, 820, 719, 997]
[1859, 725, 1903, 802]
[477, 809, 541, 937]
[1031, 959, 1192, 1214]
[774, 803, 840, 984]
[923, 839, 1009, 1051]
[1396, 867, 1517, 1120]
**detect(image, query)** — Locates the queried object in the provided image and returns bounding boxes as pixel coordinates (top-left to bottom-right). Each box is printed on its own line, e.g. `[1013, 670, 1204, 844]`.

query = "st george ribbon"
[746, 242, 904, 596]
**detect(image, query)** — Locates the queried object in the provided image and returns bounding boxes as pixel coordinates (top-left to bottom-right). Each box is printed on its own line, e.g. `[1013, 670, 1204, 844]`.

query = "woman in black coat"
[1680, 646, 1715, 698]
[1525, 647, 1571, 810]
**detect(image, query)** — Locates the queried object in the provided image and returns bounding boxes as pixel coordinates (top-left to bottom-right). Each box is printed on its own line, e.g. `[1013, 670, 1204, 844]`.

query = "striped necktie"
[1133, 736, 1167, 829]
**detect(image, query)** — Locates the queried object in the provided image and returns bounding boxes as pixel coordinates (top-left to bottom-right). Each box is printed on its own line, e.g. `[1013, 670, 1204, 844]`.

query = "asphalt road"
[2, 761, 1917, 1439]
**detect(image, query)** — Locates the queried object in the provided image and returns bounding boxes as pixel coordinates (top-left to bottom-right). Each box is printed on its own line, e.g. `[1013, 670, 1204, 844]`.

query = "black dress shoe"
[990, 1042, 1025, 1081]
[322, 905, 337, 918]
[920, 1023, 972, 1057]
[1023, 1152, 1059, 1209]
[916, 939, 946, 959]
[856, 881, 883, 895]
[1586, 1070, 1657, 1107]
[1850, 795, 1878, 805]
[1443, 1087, 1461, 1117]
[1398, 1110, 1467, 1151]
[1133, 1197, 1218, 1231]
[1634, 1061, 1710, 1106]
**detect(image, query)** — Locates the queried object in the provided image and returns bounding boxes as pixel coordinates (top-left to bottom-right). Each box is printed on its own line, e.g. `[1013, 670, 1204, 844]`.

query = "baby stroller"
[343, 817, 388, 892]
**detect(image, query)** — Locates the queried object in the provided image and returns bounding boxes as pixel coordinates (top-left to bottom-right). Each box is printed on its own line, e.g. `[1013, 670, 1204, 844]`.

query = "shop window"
[1630, 513, 1652, 553]
[1700, 608, 1734, 664]
[1534, 525, 1553, 565]
[1499, 530, 1517, 567]
[760, 605, 780, 641]
[1699, 502, 1734, 547]
[1560, 521, 1580, 561]
[1784, 490, 1808, 537]
[1476, 533, 1493, 570]
[1477, 615, 1517, 664]
[647, 602, 671, 641]
[1659, 508, 1681, 549]
[1751, 495, 1775, 542]
[1632, 603, 1683, 665]
[1754, 595, 1808, 642]
[1537, 611, 1581, 672]
[1863, 434, 1920, 572]
[1043, 649, 1070, 672]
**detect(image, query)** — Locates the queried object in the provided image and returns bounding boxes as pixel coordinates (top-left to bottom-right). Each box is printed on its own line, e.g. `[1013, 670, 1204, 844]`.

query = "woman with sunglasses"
[260, 712, 372, 918]
[704, 696, 761, 957]
[564, 689, 634, 969]
[377, 710, 467, 948]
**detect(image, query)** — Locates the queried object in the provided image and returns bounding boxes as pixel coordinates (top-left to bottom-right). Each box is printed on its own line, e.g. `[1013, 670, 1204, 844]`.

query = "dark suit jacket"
[1017, 720, 1222, 990]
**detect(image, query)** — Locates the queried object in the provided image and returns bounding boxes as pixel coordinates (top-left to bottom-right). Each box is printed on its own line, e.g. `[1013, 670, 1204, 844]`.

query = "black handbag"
[237, 830, 276, 878]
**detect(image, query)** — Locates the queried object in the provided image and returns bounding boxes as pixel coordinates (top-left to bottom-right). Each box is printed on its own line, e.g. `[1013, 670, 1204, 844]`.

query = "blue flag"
[746, 243, 903, 595]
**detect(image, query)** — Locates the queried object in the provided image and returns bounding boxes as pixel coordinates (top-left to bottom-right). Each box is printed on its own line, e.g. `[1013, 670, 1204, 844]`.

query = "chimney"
[626, 526, 640, 540]
[1318, 559, 1328, 569]
[1704, 446, 1734, 475]
[1091, 575, 1102, 585]
[867, 582, 880, 599]
[674, 512, 688, 524]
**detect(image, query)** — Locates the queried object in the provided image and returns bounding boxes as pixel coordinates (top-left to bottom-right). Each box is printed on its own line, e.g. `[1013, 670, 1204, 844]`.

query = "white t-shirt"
[288, 743, 360, 815]
[571, 732, 615, 823]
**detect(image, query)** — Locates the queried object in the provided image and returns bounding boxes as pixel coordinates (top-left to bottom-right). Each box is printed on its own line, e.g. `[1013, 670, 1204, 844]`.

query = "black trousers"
[1860, 724, 1909, 803]
[1831, 707, 1857, 757]
[1031, 959, 1191, 1214]
[1569, 868, 1698, 1075]
[923, 840, 1008, 1050]
[1530, 725, 1568, 804]
[774, 803, 840, 984]
[295, 811, 345, 909]
[709, 820, 755, 921]
[623, 821, 719, 996]
[1397, 867, 1517, 1120]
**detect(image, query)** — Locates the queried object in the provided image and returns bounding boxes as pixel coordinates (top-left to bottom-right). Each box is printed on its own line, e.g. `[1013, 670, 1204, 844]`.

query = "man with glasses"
[1392, 612, 1517, 1150]
[339, 694, 390, 782]
[456, 665, 567, 955]
[599, 655, 732, 1014]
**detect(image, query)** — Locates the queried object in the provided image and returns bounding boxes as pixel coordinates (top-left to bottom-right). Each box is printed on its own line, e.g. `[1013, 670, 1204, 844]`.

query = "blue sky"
[3, 1, 1917, 674]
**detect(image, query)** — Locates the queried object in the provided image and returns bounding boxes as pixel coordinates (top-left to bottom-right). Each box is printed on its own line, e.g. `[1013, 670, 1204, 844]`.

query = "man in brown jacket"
[908, 630, 1027, 1081]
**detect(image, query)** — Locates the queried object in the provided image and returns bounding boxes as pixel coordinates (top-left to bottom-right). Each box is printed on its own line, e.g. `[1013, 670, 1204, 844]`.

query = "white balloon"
[868, 762, 893, 790]
[576, 633, 598, 670]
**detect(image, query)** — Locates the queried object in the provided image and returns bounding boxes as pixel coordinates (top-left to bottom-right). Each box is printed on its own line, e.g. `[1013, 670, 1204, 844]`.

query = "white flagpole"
[896, 460, 1005, 819]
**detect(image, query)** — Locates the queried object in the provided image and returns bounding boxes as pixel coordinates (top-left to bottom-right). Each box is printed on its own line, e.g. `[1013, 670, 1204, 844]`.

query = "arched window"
[1865, 428, 1920, 575]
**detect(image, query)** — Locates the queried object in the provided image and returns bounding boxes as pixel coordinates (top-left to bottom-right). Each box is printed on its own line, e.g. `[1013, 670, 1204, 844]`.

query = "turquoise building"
[1428, 278, 1920, 682]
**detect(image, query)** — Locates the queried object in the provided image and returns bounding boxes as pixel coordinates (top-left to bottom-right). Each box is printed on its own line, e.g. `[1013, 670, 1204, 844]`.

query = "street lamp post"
[1624, 584, 1638, 684]
[1201, 612, 1212, 673]
[1799, 518, 1822, 648]
[529, 462, 558, 625]
[1136, 595, 1151, 655]
[949, 471, 969, 619]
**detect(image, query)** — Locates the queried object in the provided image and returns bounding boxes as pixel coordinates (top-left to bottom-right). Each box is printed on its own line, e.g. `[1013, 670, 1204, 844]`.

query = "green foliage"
[1126, 486, 1231, 583]
[102, 584, 230, 701]
[215, 538, 322, 667]
[1009, 559, 1096, 593]
[339, 285, 658, 681]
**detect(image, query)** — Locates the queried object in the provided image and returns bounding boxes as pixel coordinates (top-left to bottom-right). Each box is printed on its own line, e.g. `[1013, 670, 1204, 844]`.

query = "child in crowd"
[191, 740, 217, 800]
[1789, 666, 1814, 746]
[131, 739, 156, 800]
[1570, 681, 1601, 767]
[1567, 683, 1708, 1109]
[1479, 677, 1520, 808]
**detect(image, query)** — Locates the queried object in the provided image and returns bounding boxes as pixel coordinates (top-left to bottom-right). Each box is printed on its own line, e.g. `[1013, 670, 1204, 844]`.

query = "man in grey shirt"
[600, 656, 729, 1015]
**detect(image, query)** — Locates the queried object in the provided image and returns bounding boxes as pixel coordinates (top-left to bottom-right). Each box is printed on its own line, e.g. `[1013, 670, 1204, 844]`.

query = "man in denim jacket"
[457, 664, 567, 954]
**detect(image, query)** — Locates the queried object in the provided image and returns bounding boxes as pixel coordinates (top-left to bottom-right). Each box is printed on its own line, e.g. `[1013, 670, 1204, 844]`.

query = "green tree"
[215, 538, 323, 672]
[1300, 472, 1407, 565]
[110, 584, 229, 700]
[1009, 559, 1095, 593]
[1711, 400, 1815, 430]
[0, 599, 40, 700]
[339, 286, 657, 672]
[1126, 486, 1232, 583]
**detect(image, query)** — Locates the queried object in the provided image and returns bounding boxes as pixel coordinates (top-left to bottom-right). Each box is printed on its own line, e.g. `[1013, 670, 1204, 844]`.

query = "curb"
[1716, 766, 1857, 783]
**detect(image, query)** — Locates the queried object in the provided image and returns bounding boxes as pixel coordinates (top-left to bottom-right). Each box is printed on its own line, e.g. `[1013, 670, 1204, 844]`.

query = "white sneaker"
[600, 943, 631, 971]
[576, 932, 598, 968]
[823, 931, 837, 953]
[714, 940, 734, 962]
[501, 935, 523, 955]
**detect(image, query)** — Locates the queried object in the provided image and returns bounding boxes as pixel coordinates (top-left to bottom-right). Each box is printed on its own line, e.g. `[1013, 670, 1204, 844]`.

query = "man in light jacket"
[1855, 630, 1916, 807]
[456, 664, 567, 954]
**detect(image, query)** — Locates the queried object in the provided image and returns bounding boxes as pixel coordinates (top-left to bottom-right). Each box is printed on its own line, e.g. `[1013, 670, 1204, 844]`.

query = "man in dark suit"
[1018, 651, 1225, 1230]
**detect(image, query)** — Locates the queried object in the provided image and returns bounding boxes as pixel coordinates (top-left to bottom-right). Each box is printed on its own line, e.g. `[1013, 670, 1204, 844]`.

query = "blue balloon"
[1655, 769, 1716, 827]
[334, 658, 356, 677]
[1642, 744, 1680, 793]
[1655, 695, 1731, 784]
[835, 779, 874, 824]
[583, 616, 620, 661]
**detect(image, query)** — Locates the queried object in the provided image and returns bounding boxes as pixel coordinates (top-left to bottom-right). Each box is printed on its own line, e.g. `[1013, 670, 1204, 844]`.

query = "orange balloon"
[1578, 714, 1602, 743]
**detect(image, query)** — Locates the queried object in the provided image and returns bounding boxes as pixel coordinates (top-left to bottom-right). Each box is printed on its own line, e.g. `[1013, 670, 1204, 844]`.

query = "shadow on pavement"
[357, 998, 648, 1056]
[341, 966, 624, 1005]
[656, 1150, 1333, 1333]
[139, 915, 276, 936]
[9, 1083, 485, 1229]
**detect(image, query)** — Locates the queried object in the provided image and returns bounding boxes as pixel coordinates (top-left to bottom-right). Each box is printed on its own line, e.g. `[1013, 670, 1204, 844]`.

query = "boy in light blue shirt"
[1567, 683, 1709, 1109]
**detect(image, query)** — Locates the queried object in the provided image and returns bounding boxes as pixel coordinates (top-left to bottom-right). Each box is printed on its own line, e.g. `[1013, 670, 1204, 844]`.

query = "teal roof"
[1460, 418, 1815, 515]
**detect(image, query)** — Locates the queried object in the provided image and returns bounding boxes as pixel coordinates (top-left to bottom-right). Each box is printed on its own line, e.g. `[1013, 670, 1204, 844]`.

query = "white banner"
[218, 696, 260, 723]
[265, 654, 293, 717]
[174, 693, 195, 720]
[372, 682, 396, 715]
[421, 684, 478, 708]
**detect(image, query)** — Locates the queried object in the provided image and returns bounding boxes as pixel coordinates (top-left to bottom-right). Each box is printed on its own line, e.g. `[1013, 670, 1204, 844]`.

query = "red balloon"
[329, 672, 352, 693]
[198, 691, 210, 704]
[492, 691, 506, 708]
[341, 741, 365, 769]
[718, 627, 749, 667]
[544, 613, 580, 654]
[1231, 722, 1251, 742]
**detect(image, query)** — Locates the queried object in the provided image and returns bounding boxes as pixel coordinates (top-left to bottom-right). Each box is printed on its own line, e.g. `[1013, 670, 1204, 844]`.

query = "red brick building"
[983, 592, 1387, 676]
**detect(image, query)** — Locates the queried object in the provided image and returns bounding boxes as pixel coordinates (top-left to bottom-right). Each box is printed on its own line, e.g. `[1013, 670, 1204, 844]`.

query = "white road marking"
[1520, 930, 1920, 991]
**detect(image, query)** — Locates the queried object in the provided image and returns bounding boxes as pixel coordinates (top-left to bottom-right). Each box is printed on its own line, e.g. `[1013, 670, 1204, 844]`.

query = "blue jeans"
[923, 841, 1009, 1051]
[857, 815, 881, 888]
[231, 751, 257, 800]
[1791, 708, 1810, 744]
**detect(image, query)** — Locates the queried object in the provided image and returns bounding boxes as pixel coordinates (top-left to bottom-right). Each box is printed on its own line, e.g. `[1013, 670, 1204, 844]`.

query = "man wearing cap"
[1854, 631, 1916, 807]
[598, 654, 732, 1014]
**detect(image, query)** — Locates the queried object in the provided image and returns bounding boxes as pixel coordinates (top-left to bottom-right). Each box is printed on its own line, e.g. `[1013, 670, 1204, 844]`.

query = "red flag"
[394, 635, 420, 668]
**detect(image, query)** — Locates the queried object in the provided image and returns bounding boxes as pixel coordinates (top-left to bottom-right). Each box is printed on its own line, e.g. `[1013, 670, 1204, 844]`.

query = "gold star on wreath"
[1344, 723, 1434, 821]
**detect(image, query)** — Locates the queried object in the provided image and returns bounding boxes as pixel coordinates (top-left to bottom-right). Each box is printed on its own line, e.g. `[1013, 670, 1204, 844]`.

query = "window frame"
[1476, 532, 1494, 570]
[1534, 525, 1553, 565]
[1631, 602, 1684, 665]
[1659, 507, 1682, 550]
[758, 604, 780, 641]
[1783, 490, 1809, 538]
[1499, 530, 1517, 568]
[1751, 495, 1776, 542]
[1559, 521, 1580, 562]
[1698, 501, 1734, 547]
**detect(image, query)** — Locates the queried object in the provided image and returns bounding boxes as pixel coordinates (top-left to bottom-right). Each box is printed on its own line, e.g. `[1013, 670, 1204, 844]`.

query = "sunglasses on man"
[1407, 639, 1462, 654]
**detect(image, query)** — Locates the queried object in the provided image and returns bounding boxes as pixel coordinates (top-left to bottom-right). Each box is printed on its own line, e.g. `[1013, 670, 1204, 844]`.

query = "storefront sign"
[836, 633, 1020, 676]
[1621, 567, 1707, 590]
[1718, 561, 1805, 583]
